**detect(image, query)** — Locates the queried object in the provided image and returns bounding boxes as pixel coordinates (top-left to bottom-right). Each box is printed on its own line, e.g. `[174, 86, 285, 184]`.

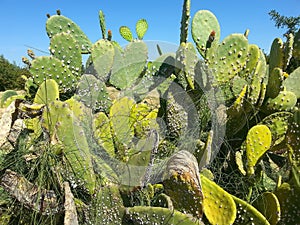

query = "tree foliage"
[0, 55, 30, 91]
[269, 9, 300, 35]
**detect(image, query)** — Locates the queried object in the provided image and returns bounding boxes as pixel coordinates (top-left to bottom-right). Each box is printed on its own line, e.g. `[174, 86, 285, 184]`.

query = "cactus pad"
[191, 10, 220, 58]
[262, 91, 297, 113]
[46, 14, 92, 53]
[91, 39, 115, 82]
[124, 206, 202, 225]
[246, 124, 272, 175]
[282, 66, 300, 98]
[253, 192, 281, 225]
[232, 195, 270, 225]
[136, 19, 148, 40]
[110, 41, 148, 90]
[33, 79, 59, 104]
[29, 56, 77, 93]
[119, 26, 133, 42]
[163, 150, 203, 219]
[201, 174, 236, 225]
[49, 32, 82, 78]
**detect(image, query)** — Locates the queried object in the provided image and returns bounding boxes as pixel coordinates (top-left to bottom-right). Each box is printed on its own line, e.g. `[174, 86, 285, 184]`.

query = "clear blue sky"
[1, 0, 299, 66]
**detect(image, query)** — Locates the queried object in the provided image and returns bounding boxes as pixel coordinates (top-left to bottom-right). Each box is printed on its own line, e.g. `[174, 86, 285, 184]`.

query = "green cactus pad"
[29, 56, 77, 93]
[274, 182, 300, 225]
[91, 185, 125, 225]
[91, 39, 115, 82]
[98, 10, 106, 39]
[109, 96, 135, 154]
[76, 74, 111, 113]
[123, 206, 202, 225]
[201, 174, 236, 225]
[191, 10, 220, 58]
[248, 49, 268, 105]
[163, 150, 203, 219]
[246, 124, 272, 175]
[46, 14, 92, 53]
[180, 0, 190, 43]
[262, 90, 297, 113]
[209, 33, 249, 83]
[253, 192, 281, 225]
[49, 32, 82, 78]
[260, 112, 293, 147]
[175, 42, 198, 89]
[269, 38, 284, 74]
[130, 102, 159, 138]
[166, 88, 188, 139]
[33, 79, 59, 104]
[119, 26, 133, 42]
[110, 41, 148, 90]
[136, 19, 148, 40]
[232, 195, 271, 225]
[64, 97, 86, 120]
[282, 66, 300, 98]
[93, 111, 115, 158]
[0, 90, 17, 108]
[266, 67, 284, 99]
[41, 101, 96, 194]
[239, 44, 260, 80]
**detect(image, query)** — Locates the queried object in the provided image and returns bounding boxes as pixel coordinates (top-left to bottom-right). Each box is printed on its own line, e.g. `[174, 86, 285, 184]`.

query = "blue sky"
[0, 0, 299, 66]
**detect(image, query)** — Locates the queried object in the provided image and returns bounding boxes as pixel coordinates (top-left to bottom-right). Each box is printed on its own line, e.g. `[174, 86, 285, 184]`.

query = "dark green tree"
[268, 9, 300, 35]
[268, 10, 300, 73]
[0, 55, 30, 91]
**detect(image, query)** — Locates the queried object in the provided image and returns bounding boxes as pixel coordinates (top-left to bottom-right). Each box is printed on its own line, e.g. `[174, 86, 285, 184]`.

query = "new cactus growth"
[119, 26, 134, 42]
[99, 10, 107, 40]
[136, 19, 148, 40]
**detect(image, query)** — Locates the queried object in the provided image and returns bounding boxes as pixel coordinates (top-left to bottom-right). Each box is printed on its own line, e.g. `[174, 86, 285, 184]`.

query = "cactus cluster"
[0, 0, 300, 224]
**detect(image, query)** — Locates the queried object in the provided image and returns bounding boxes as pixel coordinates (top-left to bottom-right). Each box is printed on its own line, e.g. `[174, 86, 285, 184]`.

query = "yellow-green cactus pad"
[246, 124, 272, 175]
[201, 174, 236, 225]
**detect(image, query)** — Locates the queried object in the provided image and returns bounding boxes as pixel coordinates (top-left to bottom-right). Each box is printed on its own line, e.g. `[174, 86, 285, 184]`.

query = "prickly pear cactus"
[201, 174, 236, 225]
[41, 100, 96, 194]
[123, 206, 203, 225]
[253, 192, 281, 225]
[91, 39, 115, 82]
[29, 56, 77, 93]
[46, 10, 92, 53]
[246, 124, 272, 175]
[136, 19, 148, 40]
[49, 32, 82, 78]
[191, 10, 220, 58]
[282, 66, 300, 98]
[119, 26, 134, 42]
[232, 195, 271, 225]
[33, 79, 59, 104]
[110, 41, 148, 90]
[163, 150, 203, 219]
